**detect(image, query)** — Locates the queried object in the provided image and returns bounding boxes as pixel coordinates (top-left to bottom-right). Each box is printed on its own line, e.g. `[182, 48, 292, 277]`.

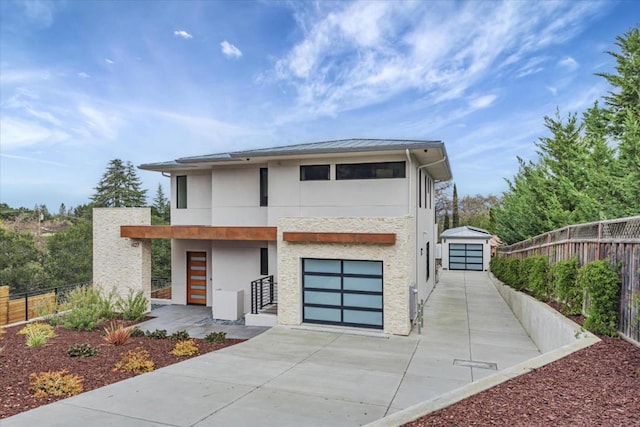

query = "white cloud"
[78, 104, 123, 140]
[270, 1, 606, 119]
[0, 152, 67, 167]
[558, 56, 579, 70]
[174, 30, 193, 39]
[0, 116, 69, 150]
[77, 72, 90, 78]
[468, 94, 497, 110]
[220, 40, 242, 59]
[547, 86, 558, 96]
[105, 58, 114, 64]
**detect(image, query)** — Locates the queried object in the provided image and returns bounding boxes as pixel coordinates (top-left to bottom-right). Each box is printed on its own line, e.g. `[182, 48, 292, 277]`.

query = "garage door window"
[302, 258, 383, 329]
[449, 243, 483, 270]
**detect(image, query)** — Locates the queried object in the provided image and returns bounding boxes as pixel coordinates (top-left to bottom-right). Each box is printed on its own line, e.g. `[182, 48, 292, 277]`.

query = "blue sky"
[0, 0, 637, 210]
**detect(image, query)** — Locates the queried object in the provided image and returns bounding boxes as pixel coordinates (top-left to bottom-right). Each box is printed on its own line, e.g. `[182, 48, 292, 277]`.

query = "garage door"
[449, 243, 483, 271]
[302, 258, 383, 329]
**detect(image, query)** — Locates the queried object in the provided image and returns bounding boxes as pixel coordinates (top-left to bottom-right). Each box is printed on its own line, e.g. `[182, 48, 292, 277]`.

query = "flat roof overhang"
[283, 232, 396, 245]
[120, 226, 396, 245]
[121, 226, 277, 241]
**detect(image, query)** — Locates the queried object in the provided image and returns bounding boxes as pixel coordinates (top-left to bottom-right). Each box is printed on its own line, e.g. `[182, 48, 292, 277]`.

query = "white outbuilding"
[441, 226, 493, 271]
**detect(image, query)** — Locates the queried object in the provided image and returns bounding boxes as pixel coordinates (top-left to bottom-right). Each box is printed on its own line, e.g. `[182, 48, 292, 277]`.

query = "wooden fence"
[498, 216, 640, 344]
[0, 286, 56, 326]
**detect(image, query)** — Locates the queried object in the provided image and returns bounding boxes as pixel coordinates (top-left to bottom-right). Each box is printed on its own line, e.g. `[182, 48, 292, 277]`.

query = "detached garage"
[441, 226, 492, 271]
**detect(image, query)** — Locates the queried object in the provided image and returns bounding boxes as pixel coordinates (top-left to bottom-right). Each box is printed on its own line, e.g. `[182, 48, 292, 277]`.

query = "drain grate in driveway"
[453, 359, 498, 370]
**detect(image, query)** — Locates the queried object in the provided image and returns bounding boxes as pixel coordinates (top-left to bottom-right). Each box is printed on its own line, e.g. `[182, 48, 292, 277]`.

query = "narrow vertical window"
[177, 175, 187, 209]
[426, 242, 430, 281]
[260, 248, 268, 276]
[260, 168, 268, 206]
[418, 169, 422, 208]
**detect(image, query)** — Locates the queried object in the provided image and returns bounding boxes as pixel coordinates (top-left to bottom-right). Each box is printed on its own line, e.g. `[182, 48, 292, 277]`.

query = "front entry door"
[187, 252, 207, 305]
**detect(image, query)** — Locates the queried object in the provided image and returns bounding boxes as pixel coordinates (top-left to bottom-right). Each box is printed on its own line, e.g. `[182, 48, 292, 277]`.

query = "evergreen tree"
[443, 214, 450, 231]
[152, 184, 170, 223]
[91, 159, 147, 207]
[596, 25, 640, 136]
[452, 184, 459, 228]
[44, 222, 93, 287]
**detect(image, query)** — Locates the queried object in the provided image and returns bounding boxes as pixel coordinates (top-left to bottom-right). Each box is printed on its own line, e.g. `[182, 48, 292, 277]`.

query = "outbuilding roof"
[139, 138, 452, 181]
[441, 226, 493, 239]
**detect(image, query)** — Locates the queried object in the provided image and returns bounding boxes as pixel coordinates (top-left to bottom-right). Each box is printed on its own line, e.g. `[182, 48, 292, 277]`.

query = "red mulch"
[0, 322, 243, 419]
[406, 303, 640, 426]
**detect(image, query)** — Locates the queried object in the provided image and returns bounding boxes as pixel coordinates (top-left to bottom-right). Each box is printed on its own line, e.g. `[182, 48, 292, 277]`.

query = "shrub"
[502, 258, 522, 289]
[169, 330, 190, 341]
[18, 322, 57, 339]
[116, 289, 148, 321]
[113, 348, 154, 374]
[204, 331, 226, 345]
[170, 339, 199, 357]
[26, 332, 49, 348]
[103, 321, 132, 345]
[527, 256, 551, 301]
[552, 257, 582, 315]
[29, 370, 84, 398]
[145, 329, 167, 339]
[130, 327, 145, 337]
[64, 286, 110, 331]
[67, 343, 99, 358]
[579, 260, 621, 336]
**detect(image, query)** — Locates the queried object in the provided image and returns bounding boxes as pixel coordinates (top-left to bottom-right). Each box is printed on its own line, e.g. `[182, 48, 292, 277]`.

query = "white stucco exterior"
[97, 139, 451, 335]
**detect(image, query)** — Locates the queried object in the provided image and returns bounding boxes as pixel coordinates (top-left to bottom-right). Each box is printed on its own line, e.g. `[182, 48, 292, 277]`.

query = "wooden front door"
[187, 252, 207, 305]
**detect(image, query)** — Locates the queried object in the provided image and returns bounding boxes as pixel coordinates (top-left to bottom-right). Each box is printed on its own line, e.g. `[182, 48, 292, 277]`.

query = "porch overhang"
[121, 226, 277, 241]
[282, 232, 396, 245]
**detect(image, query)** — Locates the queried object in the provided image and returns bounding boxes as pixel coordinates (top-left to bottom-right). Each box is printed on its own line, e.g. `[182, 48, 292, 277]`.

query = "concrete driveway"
[3, 271, 541, 426]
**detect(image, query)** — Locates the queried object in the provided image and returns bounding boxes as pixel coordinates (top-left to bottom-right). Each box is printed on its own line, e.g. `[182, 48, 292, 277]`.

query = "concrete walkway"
[3, 271, 541, 426]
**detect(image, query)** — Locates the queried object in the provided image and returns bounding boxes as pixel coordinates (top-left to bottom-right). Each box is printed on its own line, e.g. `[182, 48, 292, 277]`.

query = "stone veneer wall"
[93, 208, 151, 311]
[277, 216, 415, 336]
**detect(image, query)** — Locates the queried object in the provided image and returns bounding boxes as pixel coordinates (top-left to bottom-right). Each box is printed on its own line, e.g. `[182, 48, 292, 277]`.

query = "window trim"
[176, 175, 187, 209]
[335, 161, 406, 180]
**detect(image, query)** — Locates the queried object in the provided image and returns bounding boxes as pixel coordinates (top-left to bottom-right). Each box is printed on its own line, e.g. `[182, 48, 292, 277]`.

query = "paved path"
[3, 271, 541, 426]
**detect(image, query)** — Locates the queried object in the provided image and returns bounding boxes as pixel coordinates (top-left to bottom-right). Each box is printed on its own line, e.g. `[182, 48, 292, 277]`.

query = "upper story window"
[176, 175, 187, 209]
[260, 168, 268, 206]
[300, 164, 330, 181]
[336, 161, 406, 180]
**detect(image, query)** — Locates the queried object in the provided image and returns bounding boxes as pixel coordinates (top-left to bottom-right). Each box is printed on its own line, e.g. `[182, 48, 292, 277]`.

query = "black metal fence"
[250, 275, 277, 314]
[0, 282, 91, 326]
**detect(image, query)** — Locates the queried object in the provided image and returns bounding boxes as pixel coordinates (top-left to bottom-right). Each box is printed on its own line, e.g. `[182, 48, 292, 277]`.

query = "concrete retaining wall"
[489, 273, 590, 352]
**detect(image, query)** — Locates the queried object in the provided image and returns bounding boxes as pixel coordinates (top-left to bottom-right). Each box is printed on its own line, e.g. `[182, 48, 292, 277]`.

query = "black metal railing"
[250, 275, 277, 314]
[1, 282, 91, 324]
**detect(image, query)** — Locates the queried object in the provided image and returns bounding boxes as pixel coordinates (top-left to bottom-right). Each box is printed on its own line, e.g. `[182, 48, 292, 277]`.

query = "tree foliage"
[92, 159, 147, 208]
[44, 221, 93, 287]
[496, 25, 640, 244]
[0, 228, 46, 294]
[452, 184, 459, 228]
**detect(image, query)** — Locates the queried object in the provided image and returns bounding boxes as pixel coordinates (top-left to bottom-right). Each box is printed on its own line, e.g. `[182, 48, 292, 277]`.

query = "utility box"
[213, 289, 244, 321]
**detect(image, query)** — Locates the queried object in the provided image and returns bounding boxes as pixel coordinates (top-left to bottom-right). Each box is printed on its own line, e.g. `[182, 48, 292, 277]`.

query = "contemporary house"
[440, 226, 492, 271]
[123, 139, 452, 335]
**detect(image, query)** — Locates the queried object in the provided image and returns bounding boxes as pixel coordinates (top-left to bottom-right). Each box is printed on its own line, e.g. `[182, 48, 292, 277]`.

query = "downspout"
[405, 150, 412, 215]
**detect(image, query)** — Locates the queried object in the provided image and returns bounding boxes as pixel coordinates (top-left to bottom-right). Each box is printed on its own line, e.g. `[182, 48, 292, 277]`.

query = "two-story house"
[129, 139, 451, 335]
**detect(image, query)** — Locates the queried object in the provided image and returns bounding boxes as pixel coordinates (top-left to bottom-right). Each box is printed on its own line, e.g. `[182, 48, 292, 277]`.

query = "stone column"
[93, 208, 152, 311]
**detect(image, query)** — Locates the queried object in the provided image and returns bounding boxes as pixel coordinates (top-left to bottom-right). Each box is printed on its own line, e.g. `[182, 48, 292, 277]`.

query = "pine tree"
[152, 184, 170, 223]
[443, 214, 450, 231]
[92, 159, 147, 207]
[596, 25, 640, 136]
[452, 184, 459, 228]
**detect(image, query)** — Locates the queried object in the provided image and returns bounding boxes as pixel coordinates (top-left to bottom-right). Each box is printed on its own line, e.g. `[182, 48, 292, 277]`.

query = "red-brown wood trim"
[283, 232, 396, 245]
[121, 226, 277, 241]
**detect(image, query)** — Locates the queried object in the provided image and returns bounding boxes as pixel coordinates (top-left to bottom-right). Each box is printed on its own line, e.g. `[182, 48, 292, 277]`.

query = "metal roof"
[441, 226, 493, 239]
[140, 138, 452, 180]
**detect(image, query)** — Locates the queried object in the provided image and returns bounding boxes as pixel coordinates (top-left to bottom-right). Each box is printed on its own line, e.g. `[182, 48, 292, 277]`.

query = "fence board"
[499, 216, 640, 344]
[4, 293, 56, 326]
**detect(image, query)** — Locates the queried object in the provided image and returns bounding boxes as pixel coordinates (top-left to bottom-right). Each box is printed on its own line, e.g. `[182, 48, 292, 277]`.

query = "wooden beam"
[283, 232, 396, 245]
[121, 226, 277, 241]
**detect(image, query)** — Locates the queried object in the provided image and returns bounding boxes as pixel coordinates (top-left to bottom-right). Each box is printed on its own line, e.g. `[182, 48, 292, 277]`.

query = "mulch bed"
[406, 305, 640, 426]
[0, 322, 243, 419]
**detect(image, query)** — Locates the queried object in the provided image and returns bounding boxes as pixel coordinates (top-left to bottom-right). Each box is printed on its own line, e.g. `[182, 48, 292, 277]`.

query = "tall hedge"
[578, 260, 621, 337]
